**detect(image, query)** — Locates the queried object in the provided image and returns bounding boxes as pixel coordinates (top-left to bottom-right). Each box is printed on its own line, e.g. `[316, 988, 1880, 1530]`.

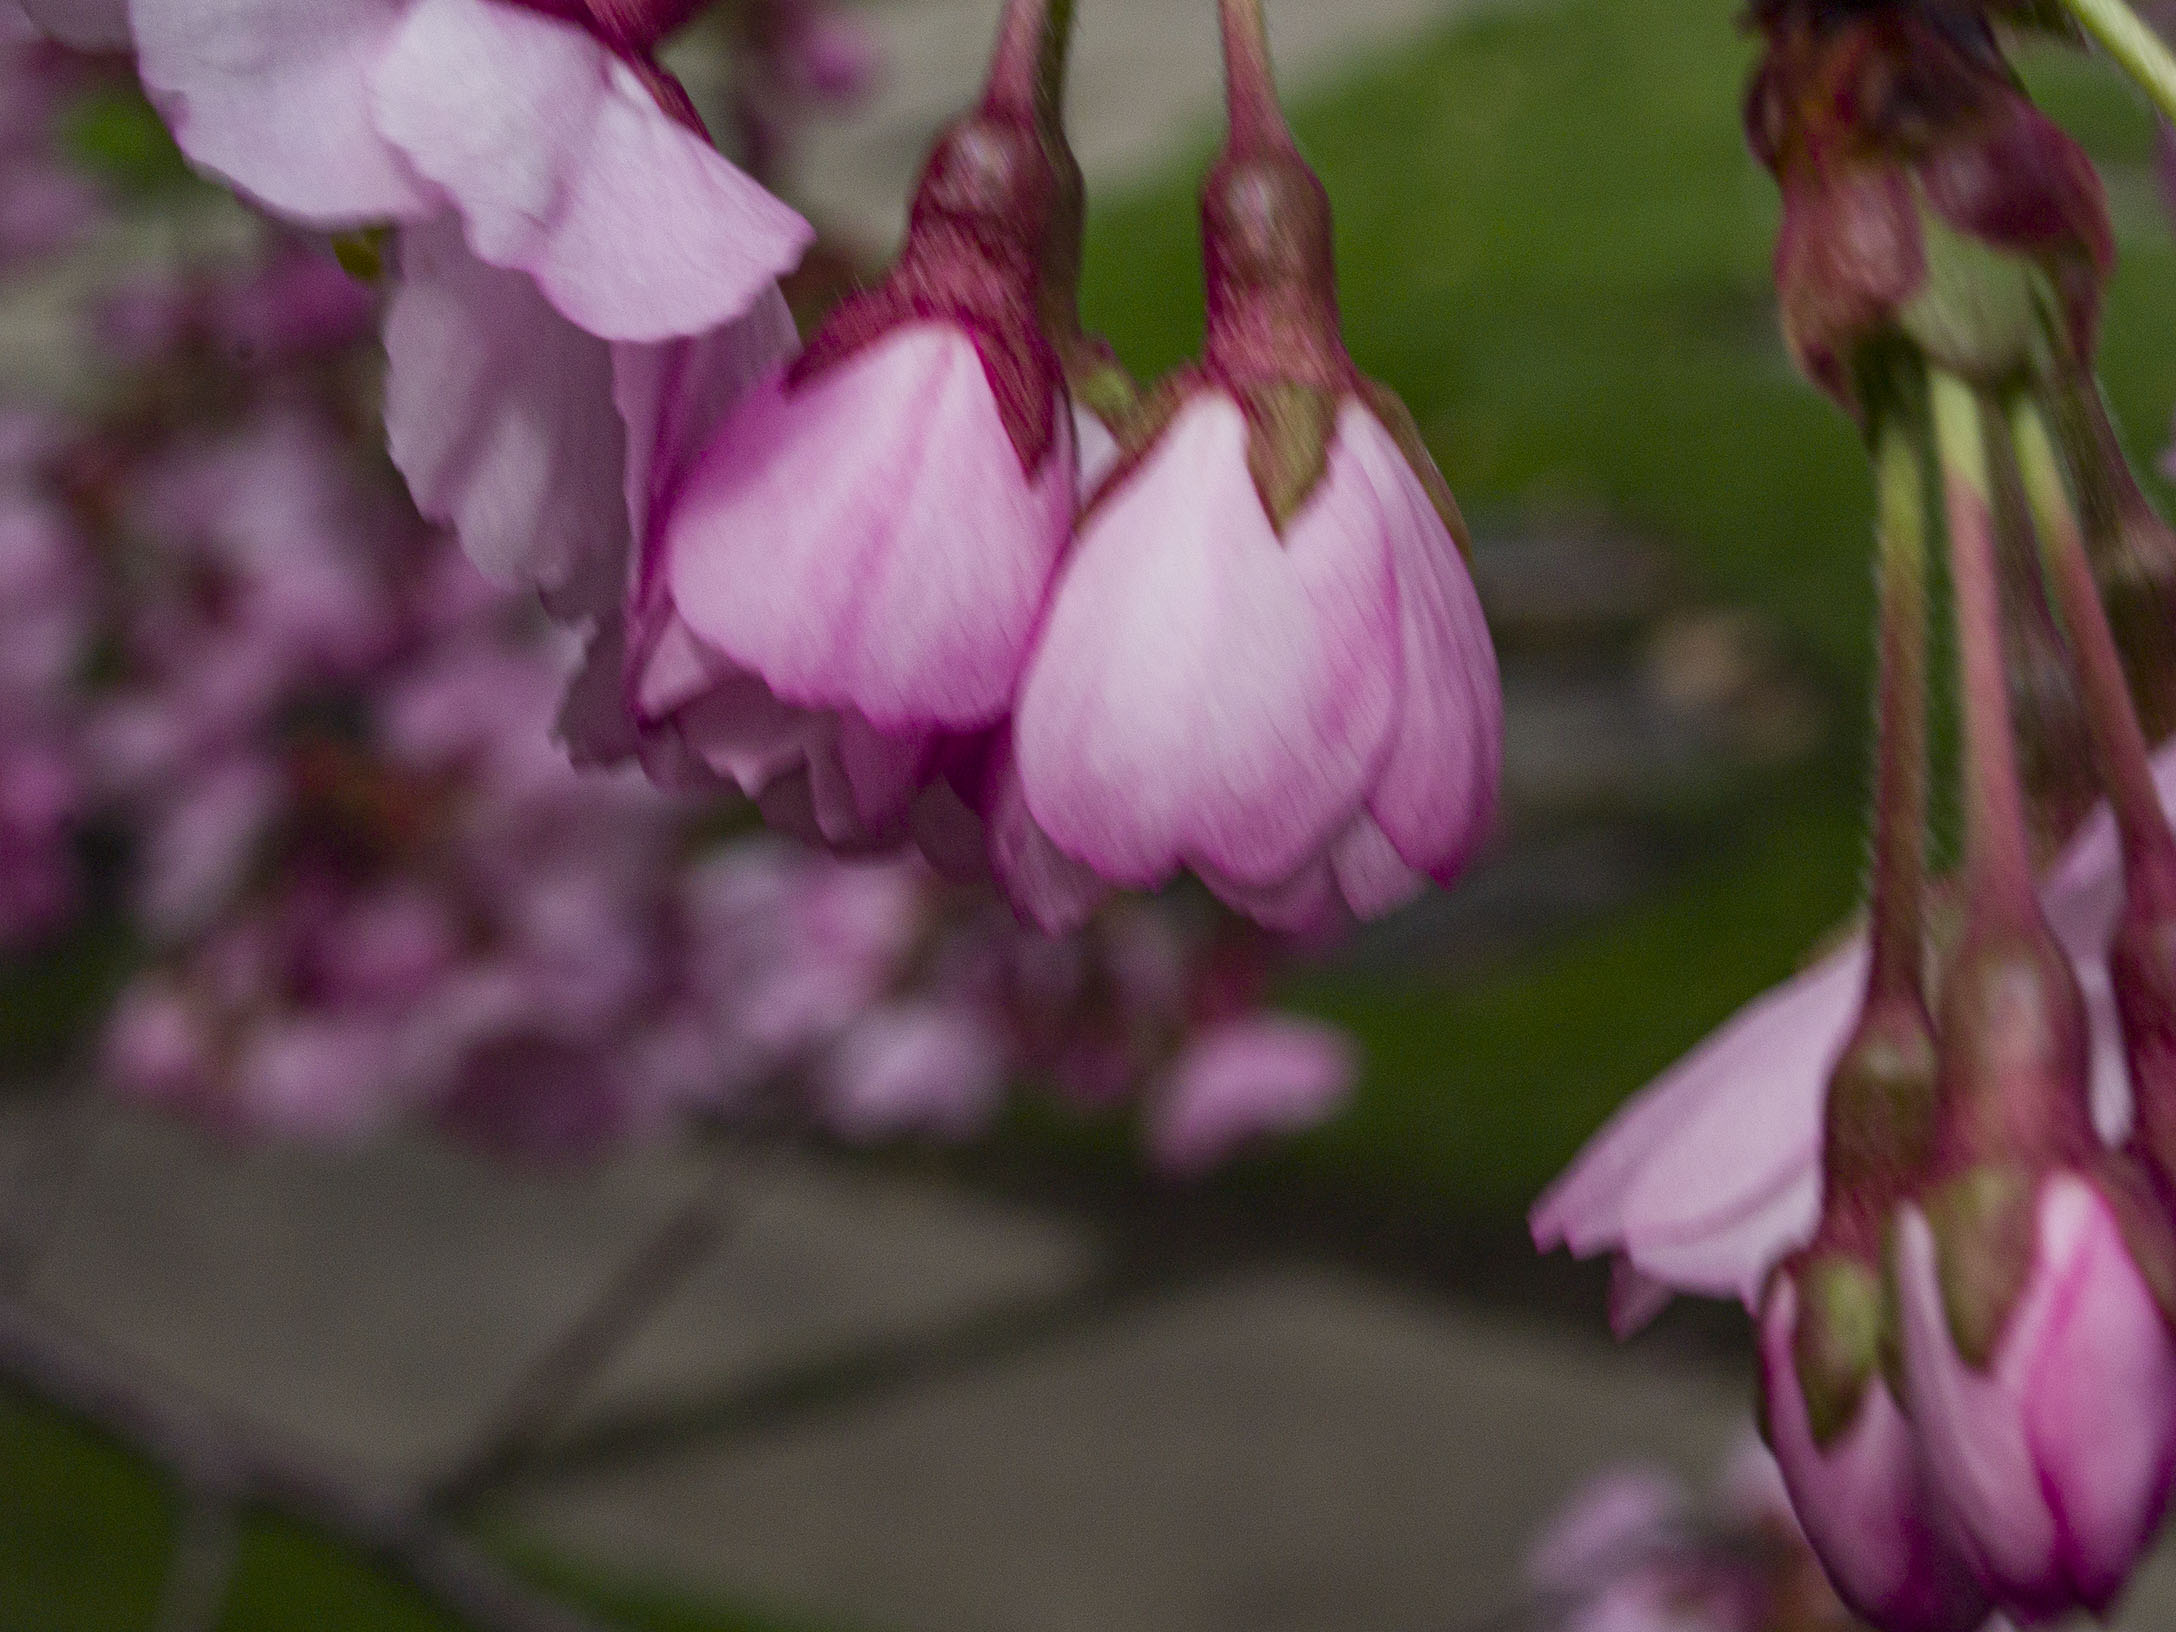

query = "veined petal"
[1340, 402, 1501, 883]
[371, 0, 809, 342]
[1895, 1203, 2061, 1610]
[1016, 391, 1400, 890]
[666, 324, 1070, 733]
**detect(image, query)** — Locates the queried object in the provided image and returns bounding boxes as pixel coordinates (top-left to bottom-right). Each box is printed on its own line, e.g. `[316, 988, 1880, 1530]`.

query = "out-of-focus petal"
[372, 0, 809, 341]
[384, 218, 626, 604]
[132, 0, 429, 223]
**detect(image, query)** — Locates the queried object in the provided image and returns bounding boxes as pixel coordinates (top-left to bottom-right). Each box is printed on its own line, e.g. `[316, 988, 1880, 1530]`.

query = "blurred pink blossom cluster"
[6, 0, 1502, 939]
[0, 408, 90, 949]
[0, 58, 1356, 1170]
[0, 28, 107, 268]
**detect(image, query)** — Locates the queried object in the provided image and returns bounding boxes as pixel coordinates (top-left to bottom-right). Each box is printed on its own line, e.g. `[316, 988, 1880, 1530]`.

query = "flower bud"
[1760, 1268, 1990, 1632]
[1895, 1167, 2176, 1618]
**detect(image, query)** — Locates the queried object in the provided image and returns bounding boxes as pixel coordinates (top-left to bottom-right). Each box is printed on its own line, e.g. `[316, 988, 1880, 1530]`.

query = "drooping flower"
[1010, 0, 1500, 932]
[618, 0, 1087, 860]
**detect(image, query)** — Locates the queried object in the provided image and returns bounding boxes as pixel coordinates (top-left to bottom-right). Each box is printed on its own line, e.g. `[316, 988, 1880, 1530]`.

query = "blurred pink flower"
[818, 1001, 1009, 1142]
[0, 734, 79, 947]
[1145, 1014, 1356, 1174]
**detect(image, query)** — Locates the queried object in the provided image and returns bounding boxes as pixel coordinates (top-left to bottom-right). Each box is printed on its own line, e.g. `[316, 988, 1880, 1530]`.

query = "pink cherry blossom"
[1015, 392, 1500, 931]
[1531, 743, 2176, 1313]
[1895, 1173, 2176, 1619]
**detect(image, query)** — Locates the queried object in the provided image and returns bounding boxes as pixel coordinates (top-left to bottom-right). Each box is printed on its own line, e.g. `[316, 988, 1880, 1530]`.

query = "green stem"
[1932, 369, 2035, 914]
[2059, 0, 2176, 127]
[1867, 413, 1934, 1004]
[2011, 393, 2176, 908]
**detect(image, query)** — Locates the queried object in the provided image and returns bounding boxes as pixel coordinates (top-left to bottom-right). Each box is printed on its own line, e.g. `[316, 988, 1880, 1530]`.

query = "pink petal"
[1530, 940, 1861, 1307]
[1146, 1016, 1357, 1175]
[612, 287, 801, 586]
[986, 754, 1107, 934]
[665, 324, 1071, 732]
[131, 0, 429, 224]
[1330, 813, 1429, 921]
[1016, 391, 1400, 890]
[371, 0, 809, 342]
[1074, 400, 1121, 497]
[2020, 1176, 2176, 1612]
[384, 218, 626, 606]
[1339, 404, 1501, 883]
[1895, 1203, 2060, 1607]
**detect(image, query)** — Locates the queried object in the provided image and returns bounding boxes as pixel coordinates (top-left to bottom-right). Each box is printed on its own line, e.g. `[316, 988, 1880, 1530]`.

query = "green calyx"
[1237, 380, 1338, 531]
[1897, 208, 2054, 388]
[330, 226, 393, 285]
[1921, 1164, 2038, 1369]
[1823, 1002, 1941, 1201]
[1791, 1254, 1886, 1448]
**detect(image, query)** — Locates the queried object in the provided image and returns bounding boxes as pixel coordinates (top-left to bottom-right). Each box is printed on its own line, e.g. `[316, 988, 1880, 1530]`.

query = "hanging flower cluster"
[1538, 3, 2176, 1627]
[0, 93, 1358, 1171]
[8, 0, 1504, 939]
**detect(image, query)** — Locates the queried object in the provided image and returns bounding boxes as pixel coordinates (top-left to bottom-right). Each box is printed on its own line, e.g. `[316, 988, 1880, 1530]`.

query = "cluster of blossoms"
[6, 0, 1503, 939]
[1527, 1441, 1863, 1632]
[0, 42, 1357, 1170]
[1539, 1, 2176, 1626]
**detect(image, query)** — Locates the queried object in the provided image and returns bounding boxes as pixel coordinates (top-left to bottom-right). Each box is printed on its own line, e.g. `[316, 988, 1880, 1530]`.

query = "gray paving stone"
[513, 1265, 1749, 1632]
[21, 1105, 1096, 1481]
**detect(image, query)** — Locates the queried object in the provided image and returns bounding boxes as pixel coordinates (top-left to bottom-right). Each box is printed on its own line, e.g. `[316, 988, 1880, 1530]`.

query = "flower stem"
[1218, 0, 1291, 154]
[2059, 0, 2176, 128]
[1866, 413, 1934, 1004]
[985, 0, 1075, 127]
[1932, 369, 2035, 914]
[2011, 393, 2176, 909]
